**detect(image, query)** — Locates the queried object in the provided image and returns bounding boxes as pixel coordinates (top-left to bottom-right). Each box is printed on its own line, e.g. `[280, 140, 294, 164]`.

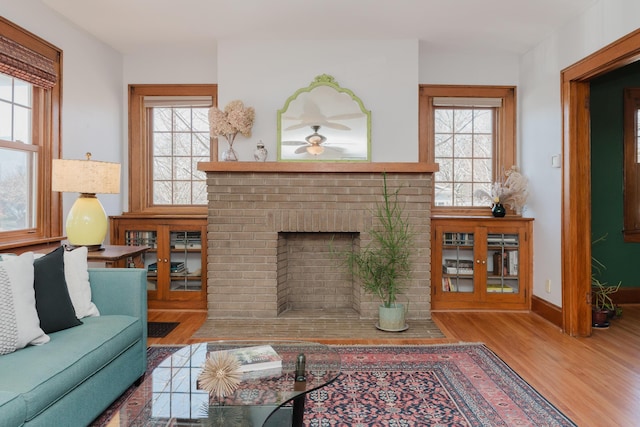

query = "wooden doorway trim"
[561, 29, 640, 336]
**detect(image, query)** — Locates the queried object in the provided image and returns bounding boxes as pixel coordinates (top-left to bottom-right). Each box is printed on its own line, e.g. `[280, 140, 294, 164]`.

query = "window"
[0, 17, 62, 248]
[128, 85, 216, 214]
[623, 88, 640, 241]
[420, 85, 516, 215]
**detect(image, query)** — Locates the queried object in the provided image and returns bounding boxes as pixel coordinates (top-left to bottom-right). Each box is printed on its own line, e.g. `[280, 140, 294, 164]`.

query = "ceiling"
[42, 0, 597, 55]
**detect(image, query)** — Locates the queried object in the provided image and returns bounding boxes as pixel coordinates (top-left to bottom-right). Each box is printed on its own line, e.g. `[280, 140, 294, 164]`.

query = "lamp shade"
[52, 158, 120, 194]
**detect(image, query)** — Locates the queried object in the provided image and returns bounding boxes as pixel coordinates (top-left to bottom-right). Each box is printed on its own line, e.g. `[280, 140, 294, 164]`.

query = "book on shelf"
[486, 284, 515, 293]
[443, 266, 474, 275]
[443, 232, 474, 246]
[443, 258, 474, 275]
[208, 345, 283, 373]
[487, 234, 519, 246]
[125, 230, 157, 248]
[508, 250, 519, 275]
[442, 277, 457, 292]
[147, 261, 185, 273]
[491, 250, 519, 276]
[173, 242, 202, 249]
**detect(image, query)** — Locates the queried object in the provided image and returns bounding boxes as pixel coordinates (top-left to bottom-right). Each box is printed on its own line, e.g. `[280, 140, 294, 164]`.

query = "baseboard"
[613, 287, 640, 304]
[531, 289, 639, 330]
[531, 296, 563, 328]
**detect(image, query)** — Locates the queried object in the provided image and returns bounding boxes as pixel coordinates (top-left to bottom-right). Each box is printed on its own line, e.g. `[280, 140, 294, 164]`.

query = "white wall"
[520, 0, 640, 305]
[122, 42, 217, 208]
[1, 0, 124, 239]
[217, 40, 419, 162]
[419, 45, 519, 86]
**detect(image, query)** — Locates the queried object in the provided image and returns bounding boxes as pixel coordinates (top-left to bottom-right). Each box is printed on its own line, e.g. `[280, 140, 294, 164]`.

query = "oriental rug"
[92, 344, 576, 427]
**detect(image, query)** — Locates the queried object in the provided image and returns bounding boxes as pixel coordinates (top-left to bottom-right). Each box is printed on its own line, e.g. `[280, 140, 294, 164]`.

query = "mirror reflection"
[277, 75, 371, 161]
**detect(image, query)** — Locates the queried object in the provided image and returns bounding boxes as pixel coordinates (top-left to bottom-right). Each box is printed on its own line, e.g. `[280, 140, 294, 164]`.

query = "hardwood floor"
[147, 306, 640, 426]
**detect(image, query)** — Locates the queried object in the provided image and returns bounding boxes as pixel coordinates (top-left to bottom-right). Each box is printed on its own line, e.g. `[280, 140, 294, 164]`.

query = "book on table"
[209, 345, 283, 372]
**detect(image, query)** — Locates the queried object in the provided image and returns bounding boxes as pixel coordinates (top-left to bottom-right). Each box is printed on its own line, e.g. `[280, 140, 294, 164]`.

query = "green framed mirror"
[277, 74, 371, 161]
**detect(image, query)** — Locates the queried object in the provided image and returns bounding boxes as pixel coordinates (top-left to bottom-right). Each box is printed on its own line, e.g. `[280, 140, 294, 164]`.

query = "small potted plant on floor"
[332, 172, 414, 331]
[592, 278, 621, 328]
[592, 234, 622, 327]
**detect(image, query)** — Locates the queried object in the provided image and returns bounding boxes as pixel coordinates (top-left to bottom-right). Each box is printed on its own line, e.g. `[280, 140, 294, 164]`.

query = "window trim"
[623, 87, 640, 241]
[128, 84, 217, 214]
[419, 85, 517, 216]
[0, 17, 63, 251]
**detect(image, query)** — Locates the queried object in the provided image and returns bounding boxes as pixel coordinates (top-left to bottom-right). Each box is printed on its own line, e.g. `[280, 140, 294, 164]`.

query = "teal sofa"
[0, 268, 147, 427]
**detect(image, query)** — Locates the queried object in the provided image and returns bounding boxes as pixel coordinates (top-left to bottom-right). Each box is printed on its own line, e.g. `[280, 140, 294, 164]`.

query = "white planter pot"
[376, 303, 408, 332]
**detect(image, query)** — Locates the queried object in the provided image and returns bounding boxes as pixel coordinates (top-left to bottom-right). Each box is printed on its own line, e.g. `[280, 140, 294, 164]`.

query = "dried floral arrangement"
[209, 100, 255, 142]
[197, 351, 242, 398]
[475, 166, 529, 214]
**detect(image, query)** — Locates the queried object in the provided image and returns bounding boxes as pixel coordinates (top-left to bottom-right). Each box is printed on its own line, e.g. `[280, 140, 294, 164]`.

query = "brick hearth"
[202, 164, 434, 320]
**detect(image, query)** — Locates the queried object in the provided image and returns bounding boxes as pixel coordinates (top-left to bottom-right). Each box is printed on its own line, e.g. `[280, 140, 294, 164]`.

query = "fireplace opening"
[277, 232, 360, 317]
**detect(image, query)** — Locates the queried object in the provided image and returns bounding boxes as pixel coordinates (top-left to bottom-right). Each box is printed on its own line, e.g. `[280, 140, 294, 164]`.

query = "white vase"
[253, 141, 268, 162]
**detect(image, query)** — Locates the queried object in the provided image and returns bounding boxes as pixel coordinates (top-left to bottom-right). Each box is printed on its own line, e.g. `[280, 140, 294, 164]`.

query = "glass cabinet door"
[486, 232, 520, 295]
[168, 230, 203, 294]
[124, 230, 158, 291]
[441, 232, 475, 293]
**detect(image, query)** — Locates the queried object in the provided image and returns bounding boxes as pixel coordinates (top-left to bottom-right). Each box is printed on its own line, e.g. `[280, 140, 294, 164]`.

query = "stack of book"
[172, 231, 202, 249]
[486, 284, 515, 293]
[443, 259, 474, 275]
[147, 261, 185, 273]
[207, 345, 283, 379]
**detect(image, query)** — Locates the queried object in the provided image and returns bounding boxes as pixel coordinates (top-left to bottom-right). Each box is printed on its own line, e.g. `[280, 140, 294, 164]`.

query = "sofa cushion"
[64, 246, 100, 318]
[0, 315, 142, 421]
[33, 246, 83, 333]
[0, 391, 25, 427]
[0, 252, 49, 354]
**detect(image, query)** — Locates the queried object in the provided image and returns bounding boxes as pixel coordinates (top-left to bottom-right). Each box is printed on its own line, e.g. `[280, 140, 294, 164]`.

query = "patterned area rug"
[92, 344, 576, 426]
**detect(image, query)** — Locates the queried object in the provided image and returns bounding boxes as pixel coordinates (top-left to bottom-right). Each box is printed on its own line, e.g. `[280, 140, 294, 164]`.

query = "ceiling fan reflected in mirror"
[282, 125, 345, 156]
[300, 125, 326, 155]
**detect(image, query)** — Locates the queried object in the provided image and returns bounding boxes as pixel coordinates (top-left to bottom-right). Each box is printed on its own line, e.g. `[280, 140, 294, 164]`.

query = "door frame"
[561, 28, 640, 336]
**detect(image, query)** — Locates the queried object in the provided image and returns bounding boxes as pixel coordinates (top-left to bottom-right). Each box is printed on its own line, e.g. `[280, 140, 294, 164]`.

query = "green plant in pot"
[592, 278, 621, 327]
[332, 172, 414, 331]
[591, 234, 622, 327]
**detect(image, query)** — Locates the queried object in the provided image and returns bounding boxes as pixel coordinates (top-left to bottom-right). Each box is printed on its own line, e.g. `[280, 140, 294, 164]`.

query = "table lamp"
[52, 153, 120, 251]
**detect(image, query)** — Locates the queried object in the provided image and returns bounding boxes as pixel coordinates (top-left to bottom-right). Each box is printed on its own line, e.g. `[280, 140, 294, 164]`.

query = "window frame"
[128, 84, 217, 214]
[623, 87, 640, 241]
[0, 17, 63, 251]
[419, 85, 517, 216]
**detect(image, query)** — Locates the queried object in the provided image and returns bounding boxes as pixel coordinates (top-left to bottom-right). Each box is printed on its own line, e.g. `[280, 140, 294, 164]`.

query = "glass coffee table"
[115, 341, 341, 426]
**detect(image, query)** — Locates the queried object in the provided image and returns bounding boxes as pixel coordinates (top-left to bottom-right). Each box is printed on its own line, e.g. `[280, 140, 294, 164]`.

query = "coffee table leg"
[291, 394, 305, 427]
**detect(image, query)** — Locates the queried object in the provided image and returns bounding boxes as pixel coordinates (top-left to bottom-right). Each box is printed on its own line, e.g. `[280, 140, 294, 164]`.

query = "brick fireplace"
[200, 163, 435, 320]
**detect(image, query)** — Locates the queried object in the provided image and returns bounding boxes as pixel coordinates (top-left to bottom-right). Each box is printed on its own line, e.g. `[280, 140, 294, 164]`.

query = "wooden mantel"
[198, 161, 438, 173]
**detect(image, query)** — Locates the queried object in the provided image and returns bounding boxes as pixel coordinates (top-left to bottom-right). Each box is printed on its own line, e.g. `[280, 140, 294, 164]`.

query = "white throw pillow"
[0, 252, 49, 353]
[63, 246, 100, 318]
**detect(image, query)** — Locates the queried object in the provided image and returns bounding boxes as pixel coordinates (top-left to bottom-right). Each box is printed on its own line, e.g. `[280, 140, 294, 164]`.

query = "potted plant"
[592, 278, 621, 327]
[332, 172, 414, 331]
[592, 234, 622, 327]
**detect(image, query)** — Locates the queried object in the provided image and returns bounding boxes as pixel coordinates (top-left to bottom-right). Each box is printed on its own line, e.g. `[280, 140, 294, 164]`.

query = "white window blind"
[433, 97, 502, 108]
[143, 96, 213, 108]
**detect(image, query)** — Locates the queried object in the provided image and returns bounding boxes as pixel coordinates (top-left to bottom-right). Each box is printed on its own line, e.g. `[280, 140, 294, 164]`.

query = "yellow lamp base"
[65, 193, 108, 251]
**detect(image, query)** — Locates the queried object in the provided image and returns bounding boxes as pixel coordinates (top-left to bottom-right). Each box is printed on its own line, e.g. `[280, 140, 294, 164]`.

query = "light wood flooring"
[148, 306, 640, 426]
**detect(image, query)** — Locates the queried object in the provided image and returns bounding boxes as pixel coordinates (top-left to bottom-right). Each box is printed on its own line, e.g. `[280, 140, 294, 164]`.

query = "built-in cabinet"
[110, 215, 207, 309]
[431, 216, 533, 310]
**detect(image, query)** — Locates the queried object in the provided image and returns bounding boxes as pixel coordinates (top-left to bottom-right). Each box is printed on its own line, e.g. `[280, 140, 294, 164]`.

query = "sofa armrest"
[88, 268, 147, 322]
